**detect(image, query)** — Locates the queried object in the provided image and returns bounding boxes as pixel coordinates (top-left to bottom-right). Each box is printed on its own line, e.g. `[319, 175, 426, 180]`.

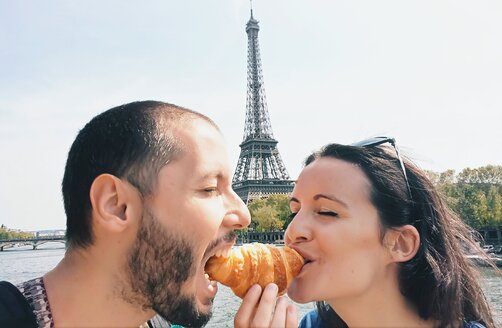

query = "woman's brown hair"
[307, 143, 498, 328]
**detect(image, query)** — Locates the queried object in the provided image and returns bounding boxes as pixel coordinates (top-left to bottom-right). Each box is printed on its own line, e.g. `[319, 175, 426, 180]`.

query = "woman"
[284, 137, 498, 328]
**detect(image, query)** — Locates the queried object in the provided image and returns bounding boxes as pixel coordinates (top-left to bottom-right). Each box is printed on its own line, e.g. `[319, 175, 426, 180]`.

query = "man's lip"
[202, 240, 235, 264]
[203, 232, 237, 258]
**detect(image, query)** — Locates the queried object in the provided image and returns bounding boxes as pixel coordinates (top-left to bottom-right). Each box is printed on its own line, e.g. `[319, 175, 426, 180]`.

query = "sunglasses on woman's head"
[351, 136, 412, 198]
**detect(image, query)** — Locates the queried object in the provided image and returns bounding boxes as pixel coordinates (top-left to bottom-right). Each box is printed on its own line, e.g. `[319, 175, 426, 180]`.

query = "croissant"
[205, 243, 304, 298]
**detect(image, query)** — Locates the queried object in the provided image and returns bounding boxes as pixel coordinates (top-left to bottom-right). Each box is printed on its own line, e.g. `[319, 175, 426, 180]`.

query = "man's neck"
[43, 248, 154, 327]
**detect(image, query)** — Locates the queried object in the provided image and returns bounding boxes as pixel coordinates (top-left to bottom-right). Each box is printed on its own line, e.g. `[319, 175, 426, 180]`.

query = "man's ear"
[89, 174, 139, 233]
[384, 225, 420, 263]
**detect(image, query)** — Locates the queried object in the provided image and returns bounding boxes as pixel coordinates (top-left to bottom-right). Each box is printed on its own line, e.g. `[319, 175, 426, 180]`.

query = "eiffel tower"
[232, 6, 294, 204]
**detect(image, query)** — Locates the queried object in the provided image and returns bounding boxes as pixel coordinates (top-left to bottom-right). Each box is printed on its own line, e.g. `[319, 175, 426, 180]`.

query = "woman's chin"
[287, 281, 313, 304]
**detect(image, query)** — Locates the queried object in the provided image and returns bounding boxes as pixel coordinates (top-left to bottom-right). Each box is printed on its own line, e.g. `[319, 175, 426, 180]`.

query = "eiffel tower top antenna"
[250, 0, 254, 18]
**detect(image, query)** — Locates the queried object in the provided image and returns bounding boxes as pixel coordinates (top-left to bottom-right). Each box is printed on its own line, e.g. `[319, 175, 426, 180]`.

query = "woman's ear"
[384, 225, 420, 263]
[89, 174, 137, 233]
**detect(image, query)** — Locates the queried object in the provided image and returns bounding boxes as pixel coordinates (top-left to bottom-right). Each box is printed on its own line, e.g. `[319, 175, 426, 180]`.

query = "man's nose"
[223, 190, 251, 229]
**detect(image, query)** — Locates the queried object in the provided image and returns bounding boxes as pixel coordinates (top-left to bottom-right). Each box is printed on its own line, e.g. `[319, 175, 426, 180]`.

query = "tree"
[439, 169, 457, 185]
[457, 165, 502, 185]
[248, 194, 291, 232]
[486, 185, 502, 225]
[251, 205, 283, 232]
[0, 225, 34, 240]
[455, 185, 490, 229]
[263, 194, 291, 229]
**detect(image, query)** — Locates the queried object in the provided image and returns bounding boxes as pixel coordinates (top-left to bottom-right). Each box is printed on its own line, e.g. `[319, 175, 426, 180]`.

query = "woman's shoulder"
[299, 309, 323, 328]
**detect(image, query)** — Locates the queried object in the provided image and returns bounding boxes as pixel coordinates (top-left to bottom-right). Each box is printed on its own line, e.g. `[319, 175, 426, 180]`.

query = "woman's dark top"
[299, 309, 487, 328]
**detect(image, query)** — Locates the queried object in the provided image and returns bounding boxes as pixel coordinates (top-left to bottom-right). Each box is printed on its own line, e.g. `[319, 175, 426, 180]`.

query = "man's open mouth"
[197, 240, 235, 300]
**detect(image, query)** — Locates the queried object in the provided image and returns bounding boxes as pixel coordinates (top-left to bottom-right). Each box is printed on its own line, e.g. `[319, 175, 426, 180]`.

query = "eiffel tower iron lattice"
[232, 7, 294, 204]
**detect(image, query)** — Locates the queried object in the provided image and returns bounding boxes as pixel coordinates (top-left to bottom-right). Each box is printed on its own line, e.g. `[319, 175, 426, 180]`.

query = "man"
[0, 101, 251, 327]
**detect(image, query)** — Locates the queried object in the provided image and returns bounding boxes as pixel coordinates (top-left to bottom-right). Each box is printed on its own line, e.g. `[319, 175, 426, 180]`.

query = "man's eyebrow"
[313, 194, 348, 208]
[197, 171, 224, 181]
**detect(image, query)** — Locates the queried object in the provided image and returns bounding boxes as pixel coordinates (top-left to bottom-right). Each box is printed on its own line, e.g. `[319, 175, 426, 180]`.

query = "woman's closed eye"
[318, 210, 338, 217]
[288, 210, 338, 219]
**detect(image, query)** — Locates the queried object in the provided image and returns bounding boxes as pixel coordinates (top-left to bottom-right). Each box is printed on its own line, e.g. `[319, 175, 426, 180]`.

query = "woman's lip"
[298, 260, 314, 277]
[287, 245, 313, 263]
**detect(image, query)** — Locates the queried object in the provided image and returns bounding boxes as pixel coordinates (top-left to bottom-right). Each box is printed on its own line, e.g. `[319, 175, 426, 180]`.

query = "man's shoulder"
[0, 281, 37, 328]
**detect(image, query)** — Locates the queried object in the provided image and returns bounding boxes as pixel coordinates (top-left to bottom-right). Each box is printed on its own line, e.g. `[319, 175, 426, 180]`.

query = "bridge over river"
[0, 232, 66, 251]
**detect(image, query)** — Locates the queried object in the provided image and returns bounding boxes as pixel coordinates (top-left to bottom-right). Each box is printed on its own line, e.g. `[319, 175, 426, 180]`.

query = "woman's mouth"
[297, 257, 314, 277]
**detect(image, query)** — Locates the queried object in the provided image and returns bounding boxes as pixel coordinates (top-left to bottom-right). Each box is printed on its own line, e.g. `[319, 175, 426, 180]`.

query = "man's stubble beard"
[125, 207, 213, 328]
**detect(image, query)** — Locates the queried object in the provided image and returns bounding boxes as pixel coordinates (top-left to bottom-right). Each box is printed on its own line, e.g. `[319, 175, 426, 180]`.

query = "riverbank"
[466, 254, 502, 268]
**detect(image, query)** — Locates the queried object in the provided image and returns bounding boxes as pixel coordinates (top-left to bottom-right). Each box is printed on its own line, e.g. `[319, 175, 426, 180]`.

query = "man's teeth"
[204, 273, 217, 286]
[214, 248, 231, 258]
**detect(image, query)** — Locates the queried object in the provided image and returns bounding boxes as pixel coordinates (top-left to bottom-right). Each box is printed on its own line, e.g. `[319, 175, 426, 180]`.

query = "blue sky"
[1, 0, 501, 230]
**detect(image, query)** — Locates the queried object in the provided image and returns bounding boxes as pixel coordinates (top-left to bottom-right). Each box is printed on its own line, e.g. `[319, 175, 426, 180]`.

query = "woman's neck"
[326, 271, 434, 328]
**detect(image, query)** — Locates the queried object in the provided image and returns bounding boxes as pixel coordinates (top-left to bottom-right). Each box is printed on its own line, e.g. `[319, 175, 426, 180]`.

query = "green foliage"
[252, 205, 282, 231]
[0, 225, 35, 240]
[248, 194, 291, 232]
[486, 185, 502, 224]
[431, 165, 502, 229]
[457, 165, 502, 185]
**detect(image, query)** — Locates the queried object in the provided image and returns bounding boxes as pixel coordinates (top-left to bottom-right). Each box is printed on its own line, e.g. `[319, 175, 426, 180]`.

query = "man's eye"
[203, 187, 219, 195]
[319, 211, 338, 217]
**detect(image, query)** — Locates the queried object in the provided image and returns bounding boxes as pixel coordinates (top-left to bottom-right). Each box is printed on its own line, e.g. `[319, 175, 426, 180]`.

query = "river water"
[0, 244, 500, 327]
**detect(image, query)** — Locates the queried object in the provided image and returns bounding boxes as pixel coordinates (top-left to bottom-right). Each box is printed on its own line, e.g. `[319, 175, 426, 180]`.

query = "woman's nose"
[285, 211, 311, 245]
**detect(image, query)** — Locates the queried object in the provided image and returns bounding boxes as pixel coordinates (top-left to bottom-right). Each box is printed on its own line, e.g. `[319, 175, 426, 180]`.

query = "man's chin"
[197, 299, 213, 322]
[193, 284, 216, 324]
[196, 293, 215, 314]
[155, 295, 212, 328]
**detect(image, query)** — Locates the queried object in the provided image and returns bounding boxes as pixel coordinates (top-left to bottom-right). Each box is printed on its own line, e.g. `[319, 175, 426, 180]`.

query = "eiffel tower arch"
[232, 7, 294, 204]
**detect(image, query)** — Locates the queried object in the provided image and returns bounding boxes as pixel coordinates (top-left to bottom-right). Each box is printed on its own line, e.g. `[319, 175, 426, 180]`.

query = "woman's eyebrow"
[290, 195, 348, 209]
[313, 194, 348, 208]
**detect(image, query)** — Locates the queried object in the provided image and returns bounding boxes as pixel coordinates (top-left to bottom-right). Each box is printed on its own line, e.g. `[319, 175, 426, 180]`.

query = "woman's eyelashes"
[287, 209, 338, 219]
[319, 210, 338, 217]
